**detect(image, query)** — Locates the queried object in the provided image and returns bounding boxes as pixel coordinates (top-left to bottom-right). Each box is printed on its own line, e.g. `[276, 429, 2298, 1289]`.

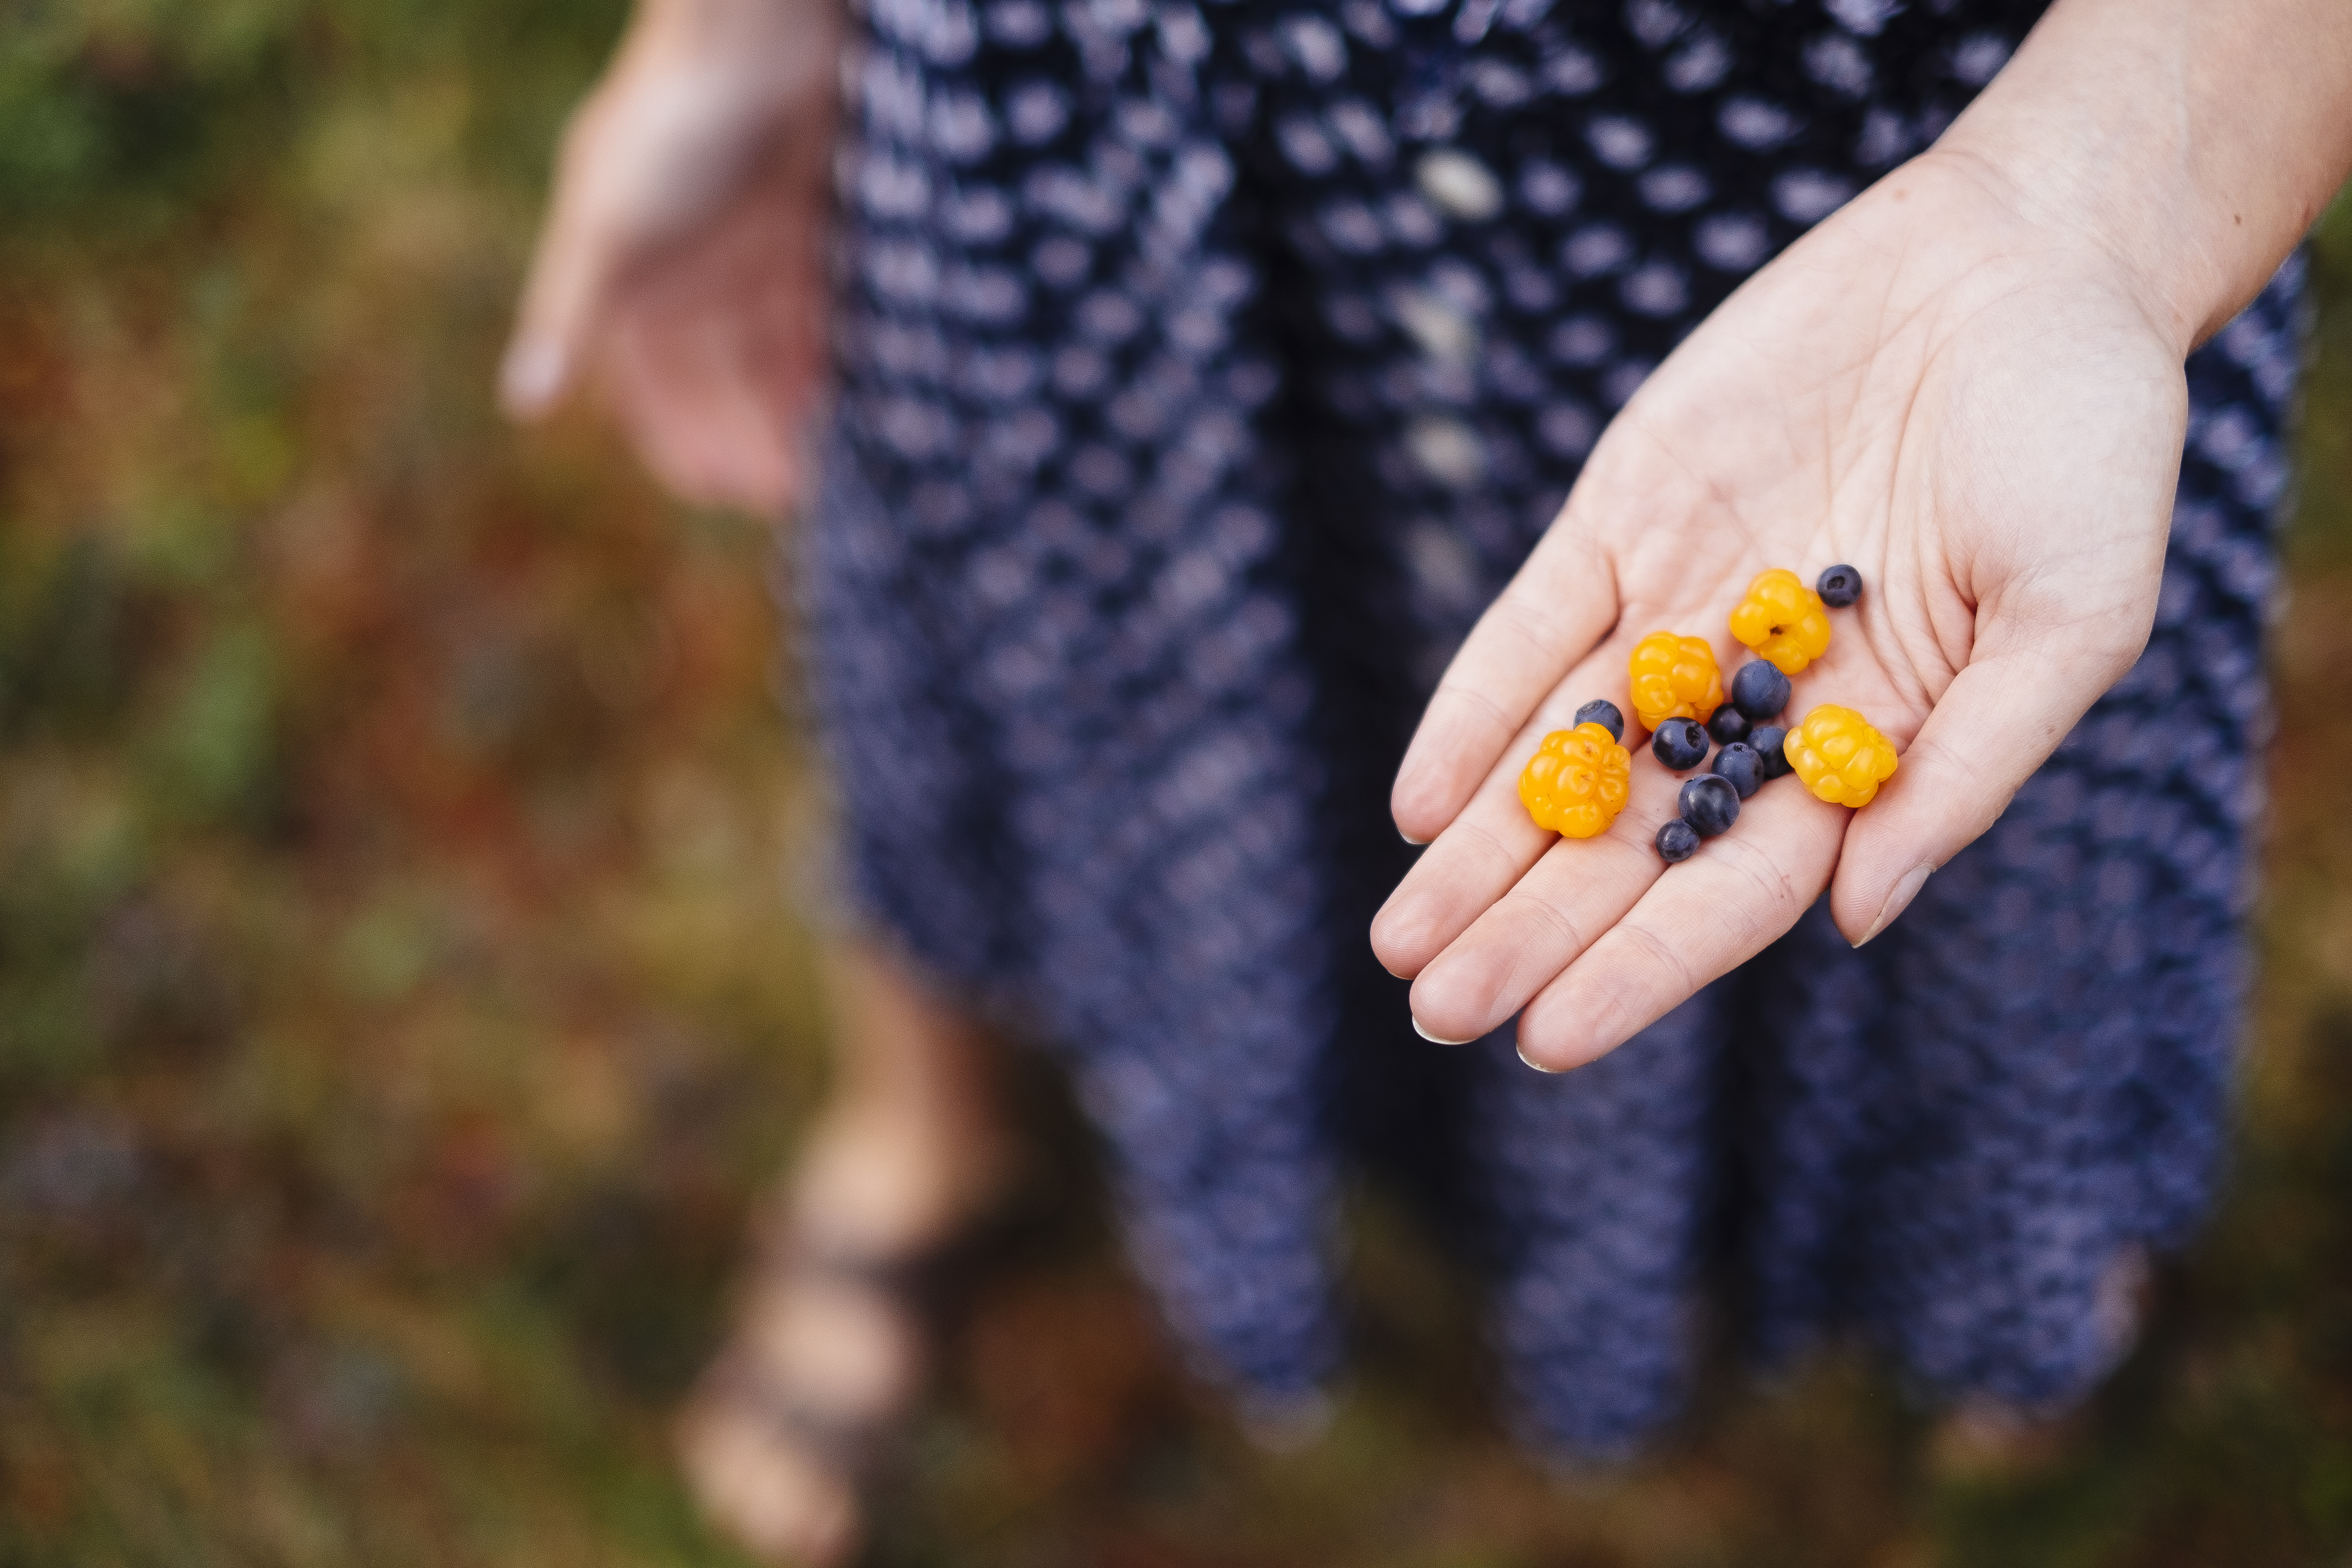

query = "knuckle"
[1489, 591, 1574, 666]
[1716, 834, 1803, 928]
[1457, 811, 1539, 886]
[1510, 882, 1593, 968]
[1429, 679, 1515, 747]
[1617, 919, 1697, 1003]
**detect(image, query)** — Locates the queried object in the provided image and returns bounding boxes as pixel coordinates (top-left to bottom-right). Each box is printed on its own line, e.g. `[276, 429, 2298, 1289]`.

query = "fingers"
[606, 159, 833, 513]
[500, 100, 629, 421]
[1516, 778, 1841, 1071]
[1828, 635, 2134, 947]
[1403, 752, 1687, 1042]
[607, 301, 800, 513]
[1372, 630, 1639, 979]
[1390, 513, 1618, 843]
[676, 1403, 860, 1564]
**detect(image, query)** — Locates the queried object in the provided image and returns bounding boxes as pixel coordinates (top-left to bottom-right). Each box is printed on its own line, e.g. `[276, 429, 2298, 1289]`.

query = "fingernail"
[499, 336, 566, 415]
[1411, 1014, 1476, 1045]
[1856, 863, 1934, 947]
[1400, 830, 1427, 846]
[1516, 1044, 1559, 1075]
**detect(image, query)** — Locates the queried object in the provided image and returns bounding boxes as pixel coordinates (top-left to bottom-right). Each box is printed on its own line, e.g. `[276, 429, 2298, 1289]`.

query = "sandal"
[678, 1204, 1024, 1563]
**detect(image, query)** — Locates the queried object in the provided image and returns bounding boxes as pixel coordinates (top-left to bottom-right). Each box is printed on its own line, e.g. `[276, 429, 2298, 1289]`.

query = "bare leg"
[678, 939, 1011, 1566]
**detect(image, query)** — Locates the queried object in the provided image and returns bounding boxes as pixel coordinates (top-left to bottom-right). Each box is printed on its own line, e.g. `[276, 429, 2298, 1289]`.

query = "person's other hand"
[1372, 150, 2193, 1070]
[500, 0, 838, 514]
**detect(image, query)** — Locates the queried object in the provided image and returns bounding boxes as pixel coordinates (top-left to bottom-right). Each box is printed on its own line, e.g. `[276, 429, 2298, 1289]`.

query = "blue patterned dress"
[797, 0, 2304, 1454]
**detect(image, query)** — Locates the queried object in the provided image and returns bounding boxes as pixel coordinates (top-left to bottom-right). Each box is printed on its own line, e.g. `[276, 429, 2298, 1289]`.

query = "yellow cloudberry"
[1728, 568, 1832, 674]
[1519, 722, 1632, 839]
[1626, 631, 1723, 732]
[1784, 704, 1899, 807]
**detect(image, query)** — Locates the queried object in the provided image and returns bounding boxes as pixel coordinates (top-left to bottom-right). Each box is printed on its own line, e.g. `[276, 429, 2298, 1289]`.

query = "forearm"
[626, 0, 840, 94]
[1936, 0, 2352, 354]
[636, 0, 836, 35]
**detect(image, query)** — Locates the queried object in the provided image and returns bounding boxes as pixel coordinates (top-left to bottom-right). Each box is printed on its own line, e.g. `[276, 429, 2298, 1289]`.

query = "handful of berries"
[1512, 563, 1896, 863]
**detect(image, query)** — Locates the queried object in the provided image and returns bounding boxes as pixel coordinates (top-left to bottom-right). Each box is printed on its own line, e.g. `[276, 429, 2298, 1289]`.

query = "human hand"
[1371, 150, 2195, 1070]
[499, 0, 838, 514]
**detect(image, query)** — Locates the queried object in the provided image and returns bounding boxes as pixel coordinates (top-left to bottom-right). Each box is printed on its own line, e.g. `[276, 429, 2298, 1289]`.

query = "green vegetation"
[2, 7, 2349, 1564]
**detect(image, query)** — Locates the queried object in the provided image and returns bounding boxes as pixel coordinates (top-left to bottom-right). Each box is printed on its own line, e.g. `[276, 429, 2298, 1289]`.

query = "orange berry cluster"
[1782, 704, 1899, 807]
[1626, 631, 1722, 732]
[1728, 568, 1831, 674]
[1517, 721, 1632, 838]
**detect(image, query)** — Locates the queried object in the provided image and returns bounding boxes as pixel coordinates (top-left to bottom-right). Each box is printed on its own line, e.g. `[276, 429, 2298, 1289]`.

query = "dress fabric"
[799, 0, 2306, 1453]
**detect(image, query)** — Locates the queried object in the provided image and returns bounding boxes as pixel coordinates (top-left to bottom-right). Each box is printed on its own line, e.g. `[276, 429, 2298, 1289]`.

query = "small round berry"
[1627, 631, 1724, 731]
[1707, 706, 1751, 747]
[1651, 718, 1710, 772]
[1728, 568, 1832, 674]
[1729, 659, 1791, 723]
[1816, 564, 1863, 608]
[1678, 774, 1740, 838]
[1783, 704, 1899, 807]
[1750, 725, 1791, 779]
[1573, 698, 1625, 744]
[1655, 818, 1700, 864]
[1519, 722, 1634, 837]
[1712, 741, 1763, 799]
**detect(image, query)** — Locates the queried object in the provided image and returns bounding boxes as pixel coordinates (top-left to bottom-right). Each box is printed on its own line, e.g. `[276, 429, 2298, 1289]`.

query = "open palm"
[1372, 153, 2191, 1071]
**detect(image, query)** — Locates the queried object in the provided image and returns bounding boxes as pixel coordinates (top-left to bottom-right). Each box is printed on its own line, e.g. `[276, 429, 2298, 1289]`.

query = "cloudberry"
[1627, 631, 1723, 731]
[1784, 704, 1899, 807]
[1728, 568, 1832, 675]
[1519, 722, 1632, 839]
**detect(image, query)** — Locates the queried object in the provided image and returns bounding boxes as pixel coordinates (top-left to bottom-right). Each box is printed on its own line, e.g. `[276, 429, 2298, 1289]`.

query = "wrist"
[1925, 107, 2222, 363]
[632, 0, 841, 97]
[1923, 0, 2352, 357]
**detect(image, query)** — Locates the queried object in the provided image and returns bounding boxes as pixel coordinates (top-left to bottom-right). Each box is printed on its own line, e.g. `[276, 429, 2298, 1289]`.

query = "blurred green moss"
[0, 0, 626, 233]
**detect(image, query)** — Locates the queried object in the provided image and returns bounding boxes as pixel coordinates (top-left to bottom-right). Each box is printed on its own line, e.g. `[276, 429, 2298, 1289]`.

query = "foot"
[677, 1098, 1015, 1565]
[1926, 1398, 2090, 1483]
[1926, 1248, 2150, 1485]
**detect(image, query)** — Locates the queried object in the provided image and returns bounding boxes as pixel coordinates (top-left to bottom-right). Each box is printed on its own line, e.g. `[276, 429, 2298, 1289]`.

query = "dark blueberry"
[1707, 706, 1751, 746]
[1712, 741, 1763, 798]
[1678, 774, 1740, 837]
[1817, 564, 1863, 608]
[1651, 718, 1710, 771]
[1655, 817, 1700, 864]
[1730, 659, 1791, 723]
[1751, 725, 1792, 779]
[1573, 698, 1624, 744]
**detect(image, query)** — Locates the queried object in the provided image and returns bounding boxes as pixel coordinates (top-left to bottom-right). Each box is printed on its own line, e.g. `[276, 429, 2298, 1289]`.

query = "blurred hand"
[500, 0, 839, 514]
[1372, 150, 2193, 1070]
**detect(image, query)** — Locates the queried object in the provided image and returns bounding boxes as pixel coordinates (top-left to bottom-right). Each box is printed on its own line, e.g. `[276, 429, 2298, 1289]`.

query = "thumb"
[499, 108, 630, 420]
[1829, 616, 2149, 947]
